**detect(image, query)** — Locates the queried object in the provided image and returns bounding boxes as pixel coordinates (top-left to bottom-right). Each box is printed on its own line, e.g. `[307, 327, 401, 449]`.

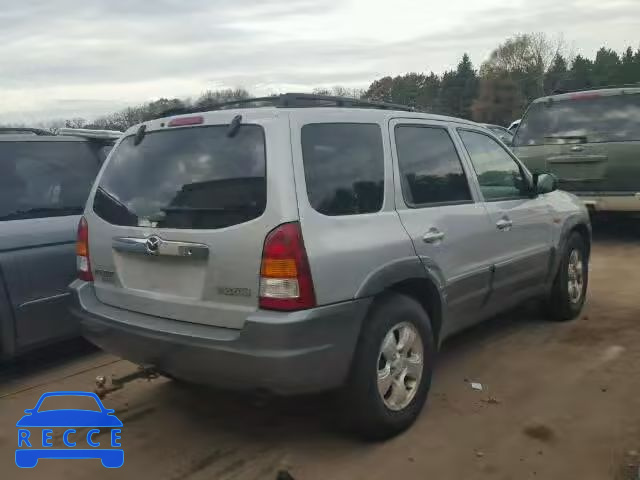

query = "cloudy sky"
[1, 0, 639, 123]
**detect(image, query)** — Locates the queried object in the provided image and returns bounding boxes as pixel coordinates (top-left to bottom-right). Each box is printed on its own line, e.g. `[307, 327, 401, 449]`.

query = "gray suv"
[70, 94, 591, 439]
[0, 128, 119, 358]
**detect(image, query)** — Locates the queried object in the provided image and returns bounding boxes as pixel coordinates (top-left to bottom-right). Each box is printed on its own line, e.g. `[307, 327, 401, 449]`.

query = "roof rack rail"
[0, 127, 52, 136]
[552, 83, 640, 95]
[57, 128, 122, 140]
[155, 93, 415, 119]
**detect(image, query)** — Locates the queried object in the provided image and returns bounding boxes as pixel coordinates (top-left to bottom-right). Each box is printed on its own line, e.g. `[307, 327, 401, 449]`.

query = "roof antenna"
[227, 115, 242, 138]
[133, 125, 147, 146]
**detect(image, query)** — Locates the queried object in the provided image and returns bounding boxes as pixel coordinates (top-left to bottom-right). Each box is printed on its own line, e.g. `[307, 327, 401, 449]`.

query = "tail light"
[76, 216, 93, 281]
[259, 222, 316, 311]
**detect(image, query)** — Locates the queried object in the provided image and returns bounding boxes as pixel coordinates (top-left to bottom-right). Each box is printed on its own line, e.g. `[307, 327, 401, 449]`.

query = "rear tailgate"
[84, 110, 297, 330]
[513, 91, 640, 193]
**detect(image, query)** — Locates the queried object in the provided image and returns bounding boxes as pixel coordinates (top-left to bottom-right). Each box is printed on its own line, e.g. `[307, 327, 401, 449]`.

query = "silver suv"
[70, 94, 591, 439]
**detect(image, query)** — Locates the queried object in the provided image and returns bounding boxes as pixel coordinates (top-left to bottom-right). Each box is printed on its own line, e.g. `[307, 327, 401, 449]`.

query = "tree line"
[7, 33, 640, 131]
[365, 33, 640, 125]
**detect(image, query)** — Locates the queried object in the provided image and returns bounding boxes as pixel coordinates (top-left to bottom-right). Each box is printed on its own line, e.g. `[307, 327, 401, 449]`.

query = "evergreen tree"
[592, 47, 622, 86]
[567, 55, 594, 90]
[544, 54, 569, 94]
[620, 46, 640, 84]
[437, 54, 479, 119]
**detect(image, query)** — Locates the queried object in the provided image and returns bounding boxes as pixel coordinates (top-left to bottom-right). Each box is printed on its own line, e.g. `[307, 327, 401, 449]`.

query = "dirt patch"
[2, 231, 640, 480]
[613, 453, 640, 480]
[523, 423, 556, 443]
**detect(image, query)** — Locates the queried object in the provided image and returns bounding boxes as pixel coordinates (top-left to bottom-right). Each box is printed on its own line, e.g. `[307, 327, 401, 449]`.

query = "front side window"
[459, 130, 529, 201]
[395, 125, 472, 206]
[301, 123, 384, 216]
[0, 141, 99, 221]
[93, 125, 266, 229]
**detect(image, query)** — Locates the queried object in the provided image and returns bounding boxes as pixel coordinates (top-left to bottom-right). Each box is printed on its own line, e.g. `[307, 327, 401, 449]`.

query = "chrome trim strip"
[19, 292, 71, 308]
[112, 237, 209, 259]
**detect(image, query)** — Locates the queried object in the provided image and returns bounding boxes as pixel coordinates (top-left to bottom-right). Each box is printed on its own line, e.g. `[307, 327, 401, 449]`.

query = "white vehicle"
[508, 119, 521, 132]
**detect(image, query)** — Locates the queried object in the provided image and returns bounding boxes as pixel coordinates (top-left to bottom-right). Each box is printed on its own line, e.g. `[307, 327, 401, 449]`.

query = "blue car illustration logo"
[16, 391, 123, 468]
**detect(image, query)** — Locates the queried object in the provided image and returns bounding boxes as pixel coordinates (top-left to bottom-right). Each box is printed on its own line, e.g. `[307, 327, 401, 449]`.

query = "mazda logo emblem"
[145, 236, 161, 254]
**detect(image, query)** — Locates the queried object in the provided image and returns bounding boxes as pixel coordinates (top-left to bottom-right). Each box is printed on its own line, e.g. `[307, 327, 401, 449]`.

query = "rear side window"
[514, 93, 640, 146]
[301, 123, 384, 216]
[395, 125, 472, 206]
[460, 130, 529, 201]
[93, 125, 266, 229]
[0, 141, 99, 221]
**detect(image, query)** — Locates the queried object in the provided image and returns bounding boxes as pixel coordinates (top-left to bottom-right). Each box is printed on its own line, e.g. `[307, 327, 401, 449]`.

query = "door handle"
[496, 218, 513, 231]
[422, 229, 445, 243]
[570, 145, 584, 152]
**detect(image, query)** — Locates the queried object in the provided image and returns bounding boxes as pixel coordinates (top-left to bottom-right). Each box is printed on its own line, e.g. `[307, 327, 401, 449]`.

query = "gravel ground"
[1, 221, 639, 480]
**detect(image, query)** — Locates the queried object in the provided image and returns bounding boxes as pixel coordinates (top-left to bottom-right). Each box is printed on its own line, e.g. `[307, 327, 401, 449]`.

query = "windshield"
[514, 93, 640, 146]
[93, 125, 266, 229]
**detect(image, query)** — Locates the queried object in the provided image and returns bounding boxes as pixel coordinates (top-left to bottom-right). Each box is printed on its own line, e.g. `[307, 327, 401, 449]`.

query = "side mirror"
[535, 173, 558, 194]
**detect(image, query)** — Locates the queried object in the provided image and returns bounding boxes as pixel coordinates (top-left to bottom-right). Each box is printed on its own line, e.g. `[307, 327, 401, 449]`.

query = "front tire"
[343, 292, 435, 440]
[546, 232, 589, 321]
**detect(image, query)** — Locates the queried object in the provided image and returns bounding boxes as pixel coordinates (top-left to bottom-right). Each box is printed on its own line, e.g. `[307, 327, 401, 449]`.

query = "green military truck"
[513, 86, 640, 215]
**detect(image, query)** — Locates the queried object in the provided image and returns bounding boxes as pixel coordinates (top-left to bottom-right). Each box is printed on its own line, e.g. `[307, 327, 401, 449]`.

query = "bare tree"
[312, 86, 364, 98]
[195, 88, 250, 108]
[472, 74, 526, 125]
[481, 33, 568, 99]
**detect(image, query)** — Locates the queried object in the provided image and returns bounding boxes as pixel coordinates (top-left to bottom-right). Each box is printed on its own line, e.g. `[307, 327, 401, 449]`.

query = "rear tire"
[545, 232, 588, 321]
[342, 292, 435, 440]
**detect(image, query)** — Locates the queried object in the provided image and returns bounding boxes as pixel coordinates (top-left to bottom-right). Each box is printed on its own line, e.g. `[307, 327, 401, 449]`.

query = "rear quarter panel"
[0, 217, 80, 353]
[544, 191, 591, 277]
[288, 110, 418, 305]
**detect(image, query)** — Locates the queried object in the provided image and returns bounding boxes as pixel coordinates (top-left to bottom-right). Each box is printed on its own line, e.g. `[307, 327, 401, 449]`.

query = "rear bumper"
[69, 280, 370, 395]
[575, 192, 640, 212]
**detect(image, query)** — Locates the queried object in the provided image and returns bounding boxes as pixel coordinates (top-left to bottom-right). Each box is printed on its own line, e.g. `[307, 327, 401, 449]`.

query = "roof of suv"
[0, 127, 121, 143]
[125, 108, 480, 138]
[532, 85, 640, 104]
[121, 93, 479, 137]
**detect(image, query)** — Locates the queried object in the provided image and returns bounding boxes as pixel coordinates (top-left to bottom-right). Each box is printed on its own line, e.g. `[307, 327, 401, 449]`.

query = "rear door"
[86, 112, 296, 330]
[0, 139, 100, 351]
[458, 128, 553, 304]
[389, 119, 496, 332]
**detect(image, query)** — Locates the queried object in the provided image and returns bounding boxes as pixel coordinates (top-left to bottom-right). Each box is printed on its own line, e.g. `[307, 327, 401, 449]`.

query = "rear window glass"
[0, 141, 99, 221]
[93, 125, 266, 229]
[301, 123, 384, 216]
[514, 93, 640, 146]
